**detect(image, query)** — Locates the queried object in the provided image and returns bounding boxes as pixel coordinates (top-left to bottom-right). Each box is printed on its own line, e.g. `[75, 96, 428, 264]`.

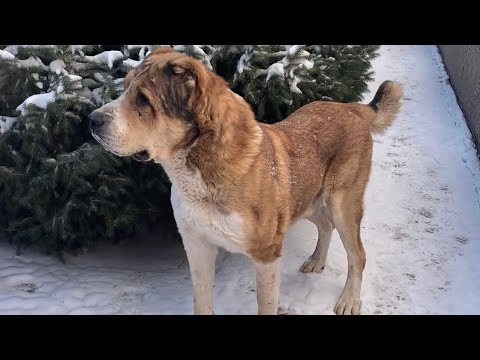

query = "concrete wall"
[438, 45, 480, 149]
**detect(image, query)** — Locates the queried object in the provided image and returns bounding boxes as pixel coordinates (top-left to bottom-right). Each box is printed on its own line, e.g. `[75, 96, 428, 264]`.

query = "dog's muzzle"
[88, 110, 107, 132]
[89, 109, 116, 154]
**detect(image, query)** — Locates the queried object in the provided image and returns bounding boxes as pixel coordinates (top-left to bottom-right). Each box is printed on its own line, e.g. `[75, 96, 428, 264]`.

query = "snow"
[69, 45, 87, 55]
[173, 45, 213, 70]
[266, 62, 285, 81]
[17, 57, 48, 71]
[113, 78, 124, 92]
[236, 52, 250, 75]
[289, 76, 302, 94]
[3, 45, 18, 55]
[67, 74, 83, 83]
[286, 45, 310, 59]
[92, 87, 103, 105]
[93, 72, 105, 83]
[300, 59, 314, 70]
[288, 45, 302, 55]
[127, 45, 148, 50]
[0, 116, 17, 133]
[0, 50, 15, 60]
[1, 45, 480, 314]
[173, 45, 207, 57]
[16, 91, 56, 115]
[19, 45, 56, 49]
[123, 58, 141, 68]
[282, 49, 313, 75]
[85, 51, 124, 69]
[237, 53, 247, 74]
[57, 93, 95, 107]
[49, 59, 67, 74]
[139, 47, 149, 60]
[56, 74, 82, 94]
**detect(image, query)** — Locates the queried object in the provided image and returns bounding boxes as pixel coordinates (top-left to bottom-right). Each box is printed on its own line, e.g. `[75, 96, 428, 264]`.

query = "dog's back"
[266, 80, 403, 221]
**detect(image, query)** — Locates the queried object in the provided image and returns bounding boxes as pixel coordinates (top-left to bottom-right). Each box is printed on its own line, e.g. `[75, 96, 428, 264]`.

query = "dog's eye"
[137, 93, 149, 107]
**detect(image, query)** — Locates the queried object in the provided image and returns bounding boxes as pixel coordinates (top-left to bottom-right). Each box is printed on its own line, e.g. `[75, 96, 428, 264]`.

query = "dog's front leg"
[183, 238, 218, 315]
[254, 259, 280, 315]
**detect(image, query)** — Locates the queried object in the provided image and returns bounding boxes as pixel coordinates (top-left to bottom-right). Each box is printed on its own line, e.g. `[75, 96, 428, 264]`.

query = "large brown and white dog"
[89, 47, 402, 315]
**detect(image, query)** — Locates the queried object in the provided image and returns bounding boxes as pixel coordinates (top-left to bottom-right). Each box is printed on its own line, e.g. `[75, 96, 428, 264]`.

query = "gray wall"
[439, 45, 480, 149]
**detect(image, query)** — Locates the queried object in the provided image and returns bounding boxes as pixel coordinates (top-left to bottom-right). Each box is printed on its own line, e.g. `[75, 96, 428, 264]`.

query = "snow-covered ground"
[1, 45, 479, 315]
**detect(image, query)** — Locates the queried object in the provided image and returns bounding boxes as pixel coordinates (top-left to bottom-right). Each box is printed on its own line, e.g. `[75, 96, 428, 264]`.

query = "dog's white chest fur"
[171, 186, 246, 253]
[163, 155, 247, 254]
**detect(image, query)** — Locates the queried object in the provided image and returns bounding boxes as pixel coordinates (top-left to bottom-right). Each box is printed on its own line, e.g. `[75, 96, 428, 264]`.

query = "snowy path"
[1, 45, 479, 315]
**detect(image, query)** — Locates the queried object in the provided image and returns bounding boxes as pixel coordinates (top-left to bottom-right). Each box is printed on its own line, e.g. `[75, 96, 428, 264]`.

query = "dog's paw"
[299, 257, 325, 273]
[277, 306, 296, 315]
[334, 295, 362, 315]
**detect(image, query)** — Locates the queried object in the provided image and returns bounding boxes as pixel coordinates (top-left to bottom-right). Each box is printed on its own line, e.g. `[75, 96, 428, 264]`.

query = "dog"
[89, 47, 402, 315]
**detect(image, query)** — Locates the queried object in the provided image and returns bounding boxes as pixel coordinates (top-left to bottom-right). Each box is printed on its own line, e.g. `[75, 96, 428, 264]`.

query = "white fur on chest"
[171, 186, 246, 253]
[163, 154, 247, 254]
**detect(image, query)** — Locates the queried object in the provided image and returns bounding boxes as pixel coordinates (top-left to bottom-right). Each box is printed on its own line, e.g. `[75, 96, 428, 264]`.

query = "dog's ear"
[168, 57, 202, 90]
[167, 56, 208, 116]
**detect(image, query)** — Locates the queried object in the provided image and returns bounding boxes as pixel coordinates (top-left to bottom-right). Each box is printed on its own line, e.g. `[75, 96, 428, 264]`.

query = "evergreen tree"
[0, 44, 379, 258]
[0, 45, 173, 259]
[231, 45, 380, 123]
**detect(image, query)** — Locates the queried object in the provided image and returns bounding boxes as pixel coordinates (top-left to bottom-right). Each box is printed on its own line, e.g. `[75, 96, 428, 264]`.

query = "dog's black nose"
[89, 111, 105, 129]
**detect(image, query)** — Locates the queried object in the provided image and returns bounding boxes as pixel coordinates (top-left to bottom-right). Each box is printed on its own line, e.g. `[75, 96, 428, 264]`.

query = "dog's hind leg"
[300, 204, 334, 273]
[328, 190, 366, 315]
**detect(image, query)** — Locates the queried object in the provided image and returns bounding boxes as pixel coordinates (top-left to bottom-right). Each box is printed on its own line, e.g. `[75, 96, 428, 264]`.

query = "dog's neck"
[159, 89, 263, 206]
[159, 148, 213, 204]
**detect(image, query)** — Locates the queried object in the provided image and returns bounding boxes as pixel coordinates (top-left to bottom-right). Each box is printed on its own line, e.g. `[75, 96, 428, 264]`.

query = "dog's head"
[88, 47, 213, 162]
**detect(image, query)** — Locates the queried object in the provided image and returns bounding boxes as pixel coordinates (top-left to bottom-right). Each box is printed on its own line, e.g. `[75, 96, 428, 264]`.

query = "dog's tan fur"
[90, 48, 403, 315]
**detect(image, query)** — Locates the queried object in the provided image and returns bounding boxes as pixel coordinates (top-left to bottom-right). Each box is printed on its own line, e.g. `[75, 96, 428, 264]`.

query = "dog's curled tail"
[368, 80, 403, 134]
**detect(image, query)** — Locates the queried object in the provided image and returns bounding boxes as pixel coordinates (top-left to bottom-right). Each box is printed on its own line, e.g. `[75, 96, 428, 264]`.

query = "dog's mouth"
[131, 150, 151, 162]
